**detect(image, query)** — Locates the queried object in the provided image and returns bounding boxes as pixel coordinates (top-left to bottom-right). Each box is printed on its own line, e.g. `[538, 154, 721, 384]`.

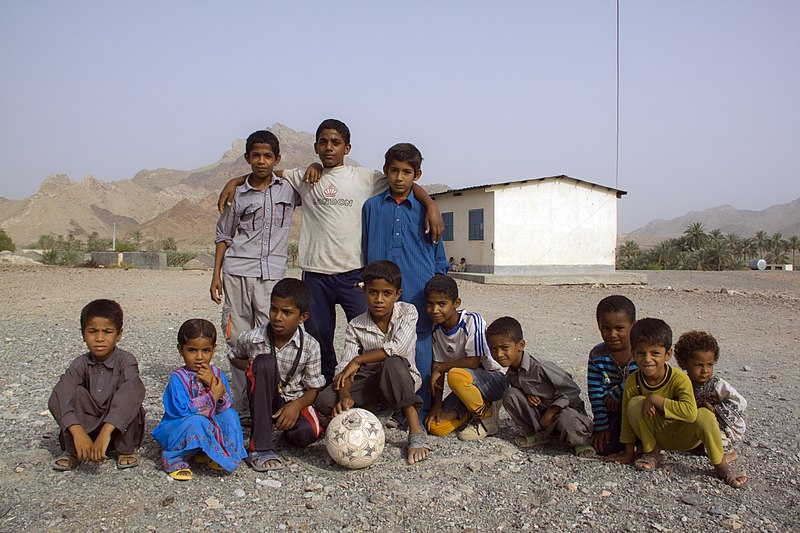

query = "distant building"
[432, 175, 626, 275]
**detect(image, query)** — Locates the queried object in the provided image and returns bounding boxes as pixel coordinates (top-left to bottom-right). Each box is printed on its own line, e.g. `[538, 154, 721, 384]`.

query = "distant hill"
[622, 197, 800, 246]
[0, 123, 451, 249]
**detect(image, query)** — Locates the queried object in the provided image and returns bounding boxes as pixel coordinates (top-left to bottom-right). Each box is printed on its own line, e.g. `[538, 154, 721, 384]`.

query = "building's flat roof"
[431, 175, 627, 199]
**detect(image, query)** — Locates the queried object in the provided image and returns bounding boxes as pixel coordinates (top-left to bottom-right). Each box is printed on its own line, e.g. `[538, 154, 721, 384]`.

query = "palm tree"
[617, 240, 642, 270]
[754, 230, 768, 258]
[706, 240, 734, 271]
[708, 228, 724, 245]
[683, 222, 707, 251]
[789, 236, 800, 268]
[651, 240, 676, 269]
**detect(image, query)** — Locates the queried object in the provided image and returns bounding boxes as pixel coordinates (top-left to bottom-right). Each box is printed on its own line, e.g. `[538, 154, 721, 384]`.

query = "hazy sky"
[1, 1, 798, 233]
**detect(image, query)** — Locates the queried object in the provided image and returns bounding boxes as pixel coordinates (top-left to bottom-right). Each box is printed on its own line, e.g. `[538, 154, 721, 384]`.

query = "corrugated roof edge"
[430, 175, 627, 199]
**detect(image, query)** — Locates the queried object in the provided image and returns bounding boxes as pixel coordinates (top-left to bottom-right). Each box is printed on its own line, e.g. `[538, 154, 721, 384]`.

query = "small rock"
[742, 365, 752, 372]
[368, 493, 388, 505]
[204, 497, 221, 509]
[305, 503, 315, 510]
[0, 504, 11, 518]
[681, 494, 701, 506]
[256, 478, 282, 489]
[565, 482, 578, 492]
[651, 523, 664, 531]
[721, 518, 742, 530]
[191, 518, 205, 529]
[467, 463, 481, 473]
[600, 490, 612, 497]
[161, 496, 175, 507]
[709, 506, 726, 516]
[234, 489, 246, 498]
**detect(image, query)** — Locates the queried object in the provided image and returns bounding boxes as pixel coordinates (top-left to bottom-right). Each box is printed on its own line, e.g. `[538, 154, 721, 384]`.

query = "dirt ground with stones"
[0, 265, 798, 532]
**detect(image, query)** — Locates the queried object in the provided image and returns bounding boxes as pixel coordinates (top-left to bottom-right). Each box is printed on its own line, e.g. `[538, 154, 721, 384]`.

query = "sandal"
[194, 453, 224, 471]
[715, 462, 748, 488]
[514, 433, 550, 449]
[634, 452, 662, 471]
[116, 452, 140, 469]
[575, 445, 597, 459]
[245, 450, 285, 472]
[407, 432, 431, 465]
[53, 453, 79, 471]
[168, 468, 193, 481]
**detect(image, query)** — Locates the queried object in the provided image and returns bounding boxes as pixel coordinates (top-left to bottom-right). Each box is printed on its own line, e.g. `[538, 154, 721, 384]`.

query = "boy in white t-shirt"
[219, 119, 443, 384]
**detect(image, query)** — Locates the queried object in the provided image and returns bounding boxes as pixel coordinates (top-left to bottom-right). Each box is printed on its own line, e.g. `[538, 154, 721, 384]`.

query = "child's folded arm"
[382, 305, 418, 358]
[662, 386, 698, 422]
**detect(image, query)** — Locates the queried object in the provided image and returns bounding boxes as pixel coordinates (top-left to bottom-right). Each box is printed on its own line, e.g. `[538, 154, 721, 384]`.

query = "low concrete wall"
[91, 252, 167, 269]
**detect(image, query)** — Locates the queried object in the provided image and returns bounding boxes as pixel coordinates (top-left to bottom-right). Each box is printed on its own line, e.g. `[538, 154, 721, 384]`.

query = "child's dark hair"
[272, 278, 311, 313]
[486, 316, 524, 343]
[629, 318, 672, 351]
[81, 299, 123, 331]
[424, 274, 458, 301]
[596, 295, 636, 323]
[363, 260, 402, 291]
[246, 130, 280, 156]
[674, 330, 720, 368]
[315, 118, 350, 145]
[177, 319, 217, 346]
[384, 143, 423, 173]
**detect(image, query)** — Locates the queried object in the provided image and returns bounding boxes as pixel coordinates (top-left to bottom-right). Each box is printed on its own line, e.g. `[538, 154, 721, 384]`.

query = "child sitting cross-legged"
[605, 318, 748, 488]
[674, 330, 747, 463]
[423, 274, 509, 440]
[315, 260, 430, 465]
[486, 316, 595, 458]
[231, 278, 326, 472]
[152, 319, 247, 480]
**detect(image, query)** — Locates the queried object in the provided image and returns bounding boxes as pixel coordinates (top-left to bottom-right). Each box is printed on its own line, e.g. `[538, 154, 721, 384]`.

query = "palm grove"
[617, 223, 800, 271]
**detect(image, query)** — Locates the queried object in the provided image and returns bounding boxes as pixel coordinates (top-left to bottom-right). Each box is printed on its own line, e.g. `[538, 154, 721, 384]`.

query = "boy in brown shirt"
[48, 299, 146, 470]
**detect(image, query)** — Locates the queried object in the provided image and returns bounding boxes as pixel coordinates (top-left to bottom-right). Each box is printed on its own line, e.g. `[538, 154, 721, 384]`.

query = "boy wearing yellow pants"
[423, 275, 508, 440]
[605, 318, 747, 488]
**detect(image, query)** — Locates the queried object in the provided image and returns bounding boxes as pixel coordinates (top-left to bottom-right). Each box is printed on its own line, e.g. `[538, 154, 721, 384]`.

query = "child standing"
[587, 295, 638, 455]
[423, 274, 508, 440]
[48, 299, 145, 471]
[218, 120, 443, 384]
[674, 330, 747, 463]
[362, 143, 449, 418]
[315, 260, 430, 465]
[486, 316, 595, 457]
[152, 319, 246, 480]
[211, 130, 301, 423]
[230, 278, 326, 472]
[605, 318, 747, 488]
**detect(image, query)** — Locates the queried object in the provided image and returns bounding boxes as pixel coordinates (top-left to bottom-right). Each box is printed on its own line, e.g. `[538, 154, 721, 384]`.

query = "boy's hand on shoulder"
[332, 396, 354, 417]
[603, 394, 620, 412]
[540, 405, 561, 430]
[273, 401, 302, 430]
[218, 175, 246, 212]
[526, 394, 542, 407]
[302, 163, 323, 185]
[424, 202, 444, 243]
[69, 425, 92, 462]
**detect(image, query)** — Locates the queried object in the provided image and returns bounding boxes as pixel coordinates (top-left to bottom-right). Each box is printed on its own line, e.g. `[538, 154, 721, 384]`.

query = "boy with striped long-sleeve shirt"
[587, 295, 638, 455]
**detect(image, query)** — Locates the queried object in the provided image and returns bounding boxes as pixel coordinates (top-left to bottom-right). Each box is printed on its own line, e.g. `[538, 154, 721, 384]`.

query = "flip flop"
[116, 452, 140, 469]
[575, 445, 598, 459]
[245, 451, 285, 472]
[168, 468, 193, 481]
[194, 453, 224, 471]
[53, 453, 79, 471]
[514, 433, 550, 449]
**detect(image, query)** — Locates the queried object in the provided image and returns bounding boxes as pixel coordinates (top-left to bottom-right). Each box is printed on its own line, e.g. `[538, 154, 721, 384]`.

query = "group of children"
[47, 118, 747, 488]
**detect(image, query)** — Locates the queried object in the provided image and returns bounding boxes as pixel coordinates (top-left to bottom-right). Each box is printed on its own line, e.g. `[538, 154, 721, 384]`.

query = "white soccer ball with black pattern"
[325, 408, 385, 469]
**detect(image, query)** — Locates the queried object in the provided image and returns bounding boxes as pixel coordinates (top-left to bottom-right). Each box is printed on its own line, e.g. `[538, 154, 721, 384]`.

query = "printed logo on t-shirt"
[446, 346, 455, 353]
[324, 184, 337, 198]
[314, 183, 354, 207]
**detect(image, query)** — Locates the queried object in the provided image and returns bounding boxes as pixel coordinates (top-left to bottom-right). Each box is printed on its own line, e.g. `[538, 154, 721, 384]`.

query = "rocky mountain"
[0, 123, 450, 249]
[622, 197, 800, 246]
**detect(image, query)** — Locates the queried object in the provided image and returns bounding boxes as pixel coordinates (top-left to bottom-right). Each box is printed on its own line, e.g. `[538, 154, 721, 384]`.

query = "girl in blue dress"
[153, 319, 246, 480]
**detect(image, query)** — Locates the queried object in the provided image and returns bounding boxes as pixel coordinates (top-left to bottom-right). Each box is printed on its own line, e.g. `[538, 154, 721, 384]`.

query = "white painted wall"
[491, 179, 618, 272]
[435, 191, 495, 272]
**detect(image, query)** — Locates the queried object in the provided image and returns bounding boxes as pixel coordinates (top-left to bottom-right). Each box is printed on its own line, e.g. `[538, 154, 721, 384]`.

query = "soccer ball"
[325, 408, 385, 469]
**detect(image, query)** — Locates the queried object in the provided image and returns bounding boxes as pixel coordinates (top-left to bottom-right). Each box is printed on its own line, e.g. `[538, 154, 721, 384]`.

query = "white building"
[432, 175, 626, 275]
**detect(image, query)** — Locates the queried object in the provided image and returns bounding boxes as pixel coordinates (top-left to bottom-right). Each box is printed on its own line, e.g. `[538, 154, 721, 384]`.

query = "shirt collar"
[240, 173, 282, 192]
[256, 323, 303, 349]
[87, 347, 120, 368]
[380, 188, 417, 207]
[518, 350, 533, 372]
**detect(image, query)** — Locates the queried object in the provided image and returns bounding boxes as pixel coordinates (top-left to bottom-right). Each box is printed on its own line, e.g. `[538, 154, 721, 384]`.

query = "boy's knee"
[447, 367, 472, 389]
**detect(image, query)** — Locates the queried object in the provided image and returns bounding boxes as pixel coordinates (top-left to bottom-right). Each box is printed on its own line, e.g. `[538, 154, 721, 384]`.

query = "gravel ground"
[0, 265, 798, 532]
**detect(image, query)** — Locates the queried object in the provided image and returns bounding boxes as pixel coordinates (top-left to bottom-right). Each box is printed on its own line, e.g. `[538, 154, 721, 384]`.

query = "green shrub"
[0, 229, 15, 252]
[41, 249, 60, 265]
[167, 251, 197, 267]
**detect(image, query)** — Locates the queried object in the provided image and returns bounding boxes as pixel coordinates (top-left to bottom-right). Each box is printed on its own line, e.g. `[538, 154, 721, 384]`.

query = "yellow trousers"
[626, 396, 724, 464]
[428, 368, 487, 436]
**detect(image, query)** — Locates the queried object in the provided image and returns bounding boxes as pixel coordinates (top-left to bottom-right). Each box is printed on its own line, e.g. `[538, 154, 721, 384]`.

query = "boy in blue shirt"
[362, 143, 449, 420]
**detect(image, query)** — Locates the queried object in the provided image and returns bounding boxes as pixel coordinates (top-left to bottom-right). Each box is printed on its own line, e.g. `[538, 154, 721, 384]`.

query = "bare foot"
[407, 432, 431, 465]
[407, 446, 430, 465]
[724, 449, 739, 463]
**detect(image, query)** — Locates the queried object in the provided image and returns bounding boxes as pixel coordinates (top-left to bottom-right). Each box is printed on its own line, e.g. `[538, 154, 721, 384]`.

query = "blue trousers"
[302, 269, 367, 384]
